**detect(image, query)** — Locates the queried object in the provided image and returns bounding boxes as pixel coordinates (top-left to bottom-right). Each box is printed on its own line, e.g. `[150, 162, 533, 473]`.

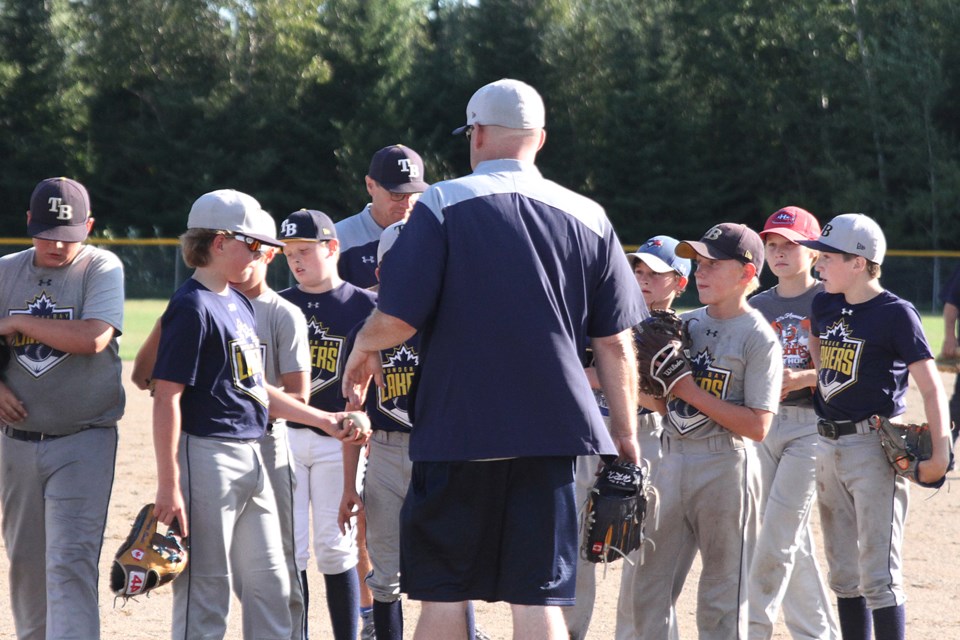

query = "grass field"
[120, 299, 946, 361]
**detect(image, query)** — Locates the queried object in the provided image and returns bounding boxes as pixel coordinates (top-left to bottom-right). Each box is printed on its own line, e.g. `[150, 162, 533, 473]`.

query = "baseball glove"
[580, 459, 648, 564]
[634, 309, 692, 397]
[935, 355, 960, 373]
[869, 415, 954, 489]
[110, 503, 188, 601]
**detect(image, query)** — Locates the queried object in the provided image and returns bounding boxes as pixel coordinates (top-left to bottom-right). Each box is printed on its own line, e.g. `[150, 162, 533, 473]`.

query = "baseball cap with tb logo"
[28, 177, 92, 242]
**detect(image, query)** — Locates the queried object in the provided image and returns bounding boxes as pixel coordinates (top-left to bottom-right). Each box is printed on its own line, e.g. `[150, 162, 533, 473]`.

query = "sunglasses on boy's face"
[228, 233, 267, 256]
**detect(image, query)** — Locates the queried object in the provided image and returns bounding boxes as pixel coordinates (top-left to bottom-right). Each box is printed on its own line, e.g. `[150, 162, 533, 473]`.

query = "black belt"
[817, 419, 870, 440]
[1, 424, 91, 442]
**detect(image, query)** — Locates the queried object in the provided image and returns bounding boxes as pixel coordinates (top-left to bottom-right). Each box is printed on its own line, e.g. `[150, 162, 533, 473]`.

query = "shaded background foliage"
[1, 0, 959, 248]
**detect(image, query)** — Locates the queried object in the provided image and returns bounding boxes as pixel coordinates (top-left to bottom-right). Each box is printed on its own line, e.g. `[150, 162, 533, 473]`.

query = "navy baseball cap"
[677, 223, 765, 273]
[627, 236, 691, 278]
[28, 177, 91, 242]
[187, 189, 284, 247]
[368, 145, 429, 194]
[279, 209, 337, 242]
[798, 213, 886, 264]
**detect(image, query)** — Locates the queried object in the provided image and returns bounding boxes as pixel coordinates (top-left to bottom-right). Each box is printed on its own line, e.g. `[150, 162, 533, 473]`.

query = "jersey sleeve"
[275, 304, 310, 376]
[80, 249, 125, 333]
[153, 299, 205, 386]
[743, 318, 783, 413]
[377, 199, 447, 330]
[587, 225, 647, 338]
[889, 300, 934, 365]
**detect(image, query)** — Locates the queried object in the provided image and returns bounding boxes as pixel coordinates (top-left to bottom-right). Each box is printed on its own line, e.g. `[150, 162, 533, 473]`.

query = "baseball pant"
[288, 428, 359, 574]
[816, 431, 908, 610]
[174, 434, 292, 640]
[236, 422, 304, 640]
[748, 405, 838, 640]
[363, 430, 413, 603]
[631, 433, 759, 640]
[0, 426, 117, 640]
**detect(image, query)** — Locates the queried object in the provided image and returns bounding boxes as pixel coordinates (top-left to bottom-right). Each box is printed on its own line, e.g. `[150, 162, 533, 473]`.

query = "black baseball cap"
[367, 145, 429, 194]
[28, 177, 91, 242]
[279, 209, 337, 242]
[676, 223, 765, 273]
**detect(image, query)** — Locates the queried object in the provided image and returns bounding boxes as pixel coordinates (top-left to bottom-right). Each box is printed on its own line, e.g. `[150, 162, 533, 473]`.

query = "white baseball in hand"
[341, 412, 371, 440]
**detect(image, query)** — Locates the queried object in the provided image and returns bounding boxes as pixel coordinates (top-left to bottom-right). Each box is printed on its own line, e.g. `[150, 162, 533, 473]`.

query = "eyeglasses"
[228, 233, 267, 255]
[377, 183, 417, 202]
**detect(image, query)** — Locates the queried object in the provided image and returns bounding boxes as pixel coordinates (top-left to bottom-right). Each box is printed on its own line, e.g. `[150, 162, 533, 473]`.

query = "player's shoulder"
[336, 205, 378, 247]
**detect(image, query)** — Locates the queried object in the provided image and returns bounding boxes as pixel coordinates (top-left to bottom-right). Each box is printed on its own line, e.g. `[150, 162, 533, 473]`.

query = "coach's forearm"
[592, 329, 639, 437]
[354, 310, 417, 353]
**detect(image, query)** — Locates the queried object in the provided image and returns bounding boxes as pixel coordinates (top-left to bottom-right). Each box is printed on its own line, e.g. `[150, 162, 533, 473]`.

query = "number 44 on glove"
[110, 503, 188, 602]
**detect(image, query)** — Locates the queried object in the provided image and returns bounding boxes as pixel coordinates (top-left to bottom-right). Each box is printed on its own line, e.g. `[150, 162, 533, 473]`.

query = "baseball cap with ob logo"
[368, 145, 429, 194]
[798, 213, 886, 264]
[279, 209, 337, 242]
[676, 223, 765, 274]
[28, 177, 92, 242]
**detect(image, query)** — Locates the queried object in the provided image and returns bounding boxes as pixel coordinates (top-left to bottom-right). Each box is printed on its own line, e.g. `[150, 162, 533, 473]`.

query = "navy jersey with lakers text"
[344, 326, 420, 433]
[152, 279, 268, 440]
[378, 159, 646, 461]
[811, 290, 932, 423]
[665, 307, 782, 439]
[280, 282, 377, 423]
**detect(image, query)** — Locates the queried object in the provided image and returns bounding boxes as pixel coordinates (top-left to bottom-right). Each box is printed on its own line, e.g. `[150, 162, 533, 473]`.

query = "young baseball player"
[612, 236, 695, 640]
[132, 204, 311, 640]
[279, 208, 378, 640]
[338, 221, 417, 640]
[630, 222, 783, 639]
[150, 190, 360, 639]
[336, 144, 429, 289]
[0, 177, 124, 640]
[798, 213, 952, 640]
[938, 264, 960, 444]
[747, 207, 838, 639]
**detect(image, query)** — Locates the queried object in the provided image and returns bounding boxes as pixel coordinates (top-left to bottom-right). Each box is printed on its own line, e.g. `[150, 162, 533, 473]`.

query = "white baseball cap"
[451, 79, 545, 134]
[798, 213, 886, 264]
[187, 189, 284, 247]
[377, 221, 405, 264]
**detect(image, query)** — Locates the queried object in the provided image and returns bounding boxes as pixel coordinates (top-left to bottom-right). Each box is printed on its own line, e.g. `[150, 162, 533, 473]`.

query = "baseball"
[341, 411, 371, 439]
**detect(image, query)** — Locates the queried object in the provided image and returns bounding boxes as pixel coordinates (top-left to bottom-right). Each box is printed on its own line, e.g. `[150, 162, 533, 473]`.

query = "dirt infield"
[1, 363, 958, 638]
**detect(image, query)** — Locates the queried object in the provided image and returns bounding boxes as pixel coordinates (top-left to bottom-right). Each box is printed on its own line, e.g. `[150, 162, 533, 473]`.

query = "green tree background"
[2, 0, 959, 250]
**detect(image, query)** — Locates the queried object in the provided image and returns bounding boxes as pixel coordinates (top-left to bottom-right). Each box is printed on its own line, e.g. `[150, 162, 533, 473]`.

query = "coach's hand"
[342, 347, 383, 406]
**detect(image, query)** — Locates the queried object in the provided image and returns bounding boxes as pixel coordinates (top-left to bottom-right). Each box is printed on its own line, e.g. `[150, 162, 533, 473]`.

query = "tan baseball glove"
[110, 503, 188, 601]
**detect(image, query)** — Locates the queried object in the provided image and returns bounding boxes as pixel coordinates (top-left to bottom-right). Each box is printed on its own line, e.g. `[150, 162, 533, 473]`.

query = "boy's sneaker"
[360, 608, 375, 640]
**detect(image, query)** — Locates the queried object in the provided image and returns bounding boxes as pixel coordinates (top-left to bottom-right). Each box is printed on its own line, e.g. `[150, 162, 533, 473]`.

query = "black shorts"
[399, 456, 578, 606]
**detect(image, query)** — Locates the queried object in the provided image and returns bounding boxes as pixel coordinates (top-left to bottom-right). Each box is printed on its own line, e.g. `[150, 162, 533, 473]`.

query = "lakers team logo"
[229, 317, 268, 406]
[9, 292, 72, 377]
[667, 349, 730, 434]
[771, 312, 813, 370]
[817, 319, 863, 401]
[306, 318, 344, 393]
[377, 344, 419, 427]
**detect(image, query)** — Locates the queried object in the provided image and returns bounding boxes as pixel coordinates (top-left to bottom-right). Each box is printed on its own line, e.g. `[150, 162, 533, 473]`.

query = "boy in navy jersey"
[279, 209, 378, 640]
[800, 213, 952, 640]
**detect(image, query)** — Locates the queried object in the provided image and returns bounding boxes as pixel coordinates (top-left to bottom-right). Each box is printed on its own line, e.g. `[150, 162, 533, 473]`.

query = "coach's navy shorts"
[399, 456, 578, 605]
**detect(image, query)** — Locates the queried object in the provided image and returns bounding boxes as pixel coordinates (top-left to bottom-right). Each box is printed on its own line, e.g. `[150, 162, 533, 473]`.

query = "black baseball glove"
[110, 504, 188, 601]
[580, 460, 648, 564]
[634, 309, 692, 397]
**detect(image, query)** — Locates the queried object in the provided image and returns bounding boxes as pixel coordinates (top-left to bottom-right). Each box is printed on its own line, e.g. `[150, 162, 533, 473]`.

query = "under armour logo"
[703, 226, 723, 241]
[705, 329, 719, 337]
[362, 256, 375, 264]
[46, 197, 73, 220]
[307, 302, 320, 309]
[841, 308, 853, 316]
[38, 279, 52, 286]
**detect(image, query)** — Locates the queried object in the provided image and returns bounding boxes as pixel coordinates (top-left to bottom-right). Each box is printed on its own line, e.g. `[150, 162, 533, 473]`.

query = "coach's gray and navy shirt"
[336, 204, 381, 289]
[378, 159, 645, 462]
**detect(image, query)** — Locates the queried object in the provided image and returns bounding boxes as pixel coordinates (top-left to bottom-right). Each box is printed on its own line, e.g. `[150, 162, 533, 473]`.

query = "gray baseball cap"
[187, 189, 284, 247]
[798, 213, 886, 264]
[452, 79, 545, 134]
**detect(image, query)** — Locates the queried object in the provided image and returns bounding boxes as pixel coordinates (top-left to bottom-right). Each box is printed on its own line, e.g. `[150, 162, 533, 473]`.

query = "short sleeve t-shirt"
[153, 279, 268, 440]
[810, 290, 932, 422]
[336, 205, 381, 289]
[377, 159, 645, 461]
